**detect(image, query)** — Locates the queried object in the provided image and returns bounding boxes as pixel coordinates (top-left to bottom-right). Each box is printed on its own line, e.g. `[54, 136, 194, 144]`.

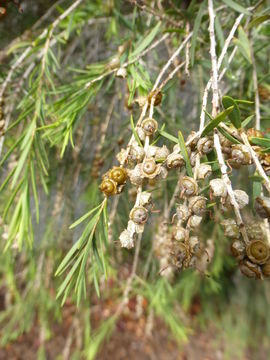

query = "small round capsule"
[109, 167, 127, 185]
[141, 118, 158, 136]
[141, 158, 160, 179]
[246, 240, 269, 265]
[99, 179, 117, 196]
[197, 137, 213, 154]
[129, 206, 148, 224]
[166, 153, 185, 169]
[188, 196, 207, 216]
[179, 176, 198, 197]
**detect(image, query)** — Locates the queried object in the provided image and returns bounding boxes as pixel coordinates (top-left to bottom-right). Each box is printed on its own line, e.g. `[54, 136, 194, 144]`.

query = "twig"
[208, 0, 219, 118]
[131, 0, 181, 28]
[148, 32, 192, 118]
[250, 43, 260, 130]
[240, 132, 270, 194]
[199, 9, 250, 131]
[85, 33, 169, 89]
[0, 0, 84, 99]
[115, 234, 142, 316]
[214, 130, 249, 244]
[208, 0, 249, 244]
[158, 61, 185, 91]
[152, 32, 192, 93]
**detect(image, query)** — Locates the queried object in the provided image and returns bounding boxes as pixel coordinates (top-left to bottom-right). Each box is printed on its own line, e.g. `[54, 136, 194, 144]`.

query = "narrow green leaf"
[55, 242, 80, 277]
[249, 137, 270, 147]
[217, 126, 241, 144]
[102, 202, 109, 248]
[248, 15, 270, 29]
[0, 168, 15, 193]
[158, 129, 178, 143]
[215, 14, 229, 68]
[69, 203, 102, 229]
[56, 254, 84, 299]
[222, 96, 241, 128]
[92, 235, 103, 272]
[260, 147, 270, 154]
[75, 231, 94, 292]
[56, 214, 100, 276]
[222, 0, 251, 15]
[151, 123, 165, 145]
[242, 115, 254, 128]
[163, 28, 185, 34]
[3, 178, 24, 220]
[190, 1, 204, 66]
[178, 131, 193, 177]
[98, 232, 107, 277]
[201, 106, 234, 136]
[93, 269, 101, 298]
[234, 26, 251, 63]
[0, 134, 24, 168]
[130, 115, 143, 147]
[249, 175, 264, 182]
[113, 9, 133, 30]
[129, 22, 161, 59]
[234, 99, 254, 105]
[30, 163, 39, 224]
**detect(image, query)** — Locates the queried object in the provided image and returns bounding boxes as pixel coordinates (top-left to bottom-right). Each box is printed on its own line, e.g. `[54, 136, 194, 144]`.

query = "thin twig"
[85, 33, 169, 89]
[208, 0, 219, 118]
[152, 32, 192, 93]
[240, 132, 270, 194]
[115, 235, 142, 316]
[250, 43, 260, 130]
[214, 130, 249, 244]
[208, 0, 249, 244]
[0, 0, 84, 99]
[131, 0, 181, 28]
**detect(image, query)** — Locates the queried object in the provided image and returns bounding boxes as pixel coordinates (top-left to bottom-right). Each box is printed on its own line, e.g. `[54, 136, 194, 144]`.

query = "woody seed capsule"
[210, 178, 227, 198]
[188, 196, 207, 216]
[246, 240, 270, 265]
[231, 144, 252, 165]
[109, 167, 127, 185]
[141, 118, 158, 136]
[179, 176, 198, 197]
[141, 158, 160, 179]
[99, 179, 117, 196]
[197, 137, 213, 154]
[197, 163, 212, 180]
[166, 153, 185, 169]
[129, 206, 148, 224]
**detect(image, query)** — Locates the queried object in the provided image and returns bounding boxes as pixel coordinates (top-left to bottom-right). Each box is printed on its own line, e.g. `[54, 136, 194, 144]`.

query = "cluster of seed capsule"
[99, 166, 128, 196]
[98, 95, 270, 280]
[222, 219, 270, 279]
[169, 176, 210, 272]
[119, 191, 152, 248]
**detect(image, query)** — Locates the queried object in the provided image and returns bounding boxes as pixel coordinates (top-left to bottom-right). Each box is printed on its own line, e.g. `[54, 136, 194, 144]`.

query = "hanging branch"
[208, 0, 249, 244]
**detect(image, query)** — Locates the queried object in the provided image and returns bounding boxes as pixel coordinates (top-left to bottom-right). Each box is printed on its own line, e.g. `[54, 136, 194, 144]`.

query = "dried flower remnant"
[179, 176, 198, 197]
[141, 118, 158, 136]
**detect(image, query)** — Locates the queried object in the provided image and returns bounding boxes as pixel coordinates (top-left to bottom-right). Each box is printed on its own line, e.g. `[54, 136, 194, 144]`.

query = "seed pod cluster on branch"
[98, 100, 270, 280]
[222, 220, 270, 279]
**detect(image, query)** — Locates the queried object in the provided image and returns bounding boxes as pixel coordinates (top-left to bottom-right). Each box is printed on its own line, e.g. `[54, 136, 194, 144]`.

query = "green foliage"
[0, 0, 270, 358]
[55, 199, 108, 305]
